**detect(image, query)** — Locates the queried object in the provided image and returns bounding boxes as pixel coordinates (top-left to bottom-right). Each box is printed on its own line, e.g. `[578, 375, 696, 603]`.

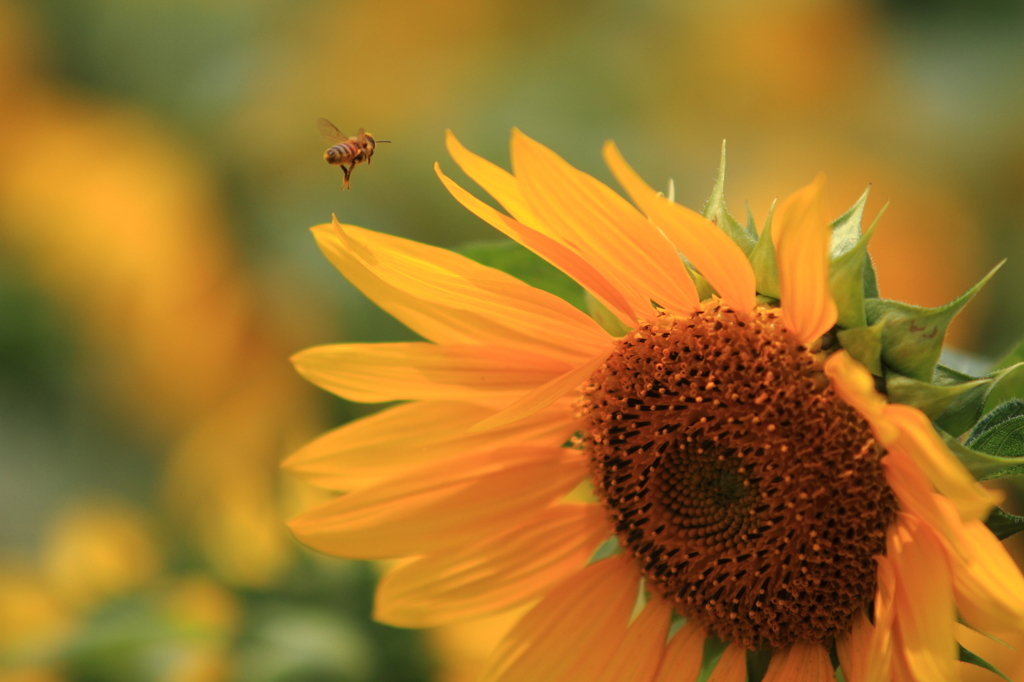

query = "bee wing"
[316, 118, 348, 144]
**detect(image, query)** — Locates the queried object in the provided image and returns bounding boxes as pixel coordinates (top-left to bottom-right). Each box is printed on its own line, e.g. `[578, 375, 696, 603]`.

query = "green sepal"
[941, 427, 1024, 482]
[585, 292, 632, 337]
[959, 643, 1013, 682]
[458, 239, 587, 312]
[931, 363, 1024, 437]
[865, 261, 1004, 381]
[686, 263, 717, 301]
[696, 633, 729, 682]
[885, 372, 990, 420]
[983, 363, 1024, 412]
[994, 335, 1024, 371]
[836, 321, 885, 376]
[587, 536, 623, 565]
[985, 506, 1024, 541]
[748, 200, 780, 299]
[702, 141, 756, 256]
[829, 220, 877, 329]
[744, 201, 758, 239]
[829, 187, 869, 259]
[745, 649, 772, 682]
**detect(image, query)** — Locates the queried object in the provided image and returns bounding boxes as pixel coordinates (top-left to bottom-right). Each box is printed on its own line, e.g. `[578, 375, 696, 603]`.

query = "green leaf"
[829, 186, 870, 259]
[829, 220, 877, 329]
[696, 633, 729, 682]
[985, 507, 1024, 541]
[963, 400, 1024, 480]
[941, 428, 1024, 482]
[702, 141, 756, 256]
[886, 372, 990, 420]
[748, 200, 780, 299]
[836, 321, 885, 376]
[458, 239, 587, 312]
[933, 363, 1024, 437]
[865, 262, 1004, 381]
[959, 643, 1012, 682]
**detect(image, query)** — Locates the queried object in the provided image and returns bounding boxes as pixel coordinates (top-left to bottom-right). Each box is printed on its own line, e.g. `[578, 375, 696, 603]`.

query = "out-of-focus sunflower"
[287, 130, 1024, 681]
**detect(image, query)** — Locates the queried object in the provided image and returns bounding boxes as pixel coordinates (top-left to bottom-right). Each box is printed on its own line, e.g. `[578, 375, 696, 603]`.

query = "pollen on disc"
[579, 301, 897, 650]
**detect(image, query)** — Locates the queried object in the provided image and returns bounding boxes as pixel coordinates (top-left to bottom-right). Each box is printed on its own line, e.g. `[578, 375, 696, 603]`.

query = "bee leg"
[341, 164, 352, 190]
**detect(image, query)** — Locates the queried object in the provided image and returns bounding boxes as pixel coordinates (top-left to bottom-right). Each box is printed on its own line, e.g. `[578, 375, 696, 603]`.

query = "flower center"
[580, 301, 897, 649]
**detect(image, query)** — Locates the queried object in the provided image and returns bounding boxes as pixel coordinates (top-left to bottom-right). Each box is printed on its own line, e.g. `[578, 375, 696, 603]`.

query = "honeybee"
[317, 118, 389, 189]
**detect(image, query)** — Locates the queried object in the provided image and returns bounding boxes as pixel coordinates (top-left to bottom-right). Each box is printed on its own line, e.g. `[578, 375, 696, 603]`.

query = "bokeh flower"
[288, 129, 1024, 681]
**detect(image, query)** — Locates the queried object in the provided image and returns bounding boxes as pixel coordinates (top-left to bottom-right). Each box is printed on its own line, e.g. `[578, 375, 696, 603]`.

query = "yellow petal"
[511, 129, 701, 318]
[436, 162, 635, 326]
[481, 554, 640, 682]
[313, 223, 502, 346]
[594, 597, 674, 682]
[292, 342, 571, 404]
[326, 219, 611, 364]
[775, 175, 838, 345]
[603, 141, 756, 315]
[885, 404, 999, 522]
[472, 350, 611, 432]
[824, 351, 899, 445]
[866, 556, 897, 682]
[374, 504, 609, 628]
[653, 620, 705, 682]
[284, 399, 577, 491]
[707, 641, 748, 682]
[445, 129, 550, 239]
[888, 513, 958, 682]
[881, 450, 964, 560]
[762, 642, 836, 682]
[933, 498, 1024, 634]
[837, 609, 890, 682]
[287, 446, 586, 559]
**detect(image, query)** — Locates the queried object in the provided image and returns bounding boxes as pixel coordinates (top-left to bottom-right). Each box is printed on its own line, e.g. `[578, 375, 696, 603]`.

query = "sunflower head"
[287, 130, 1024, 682]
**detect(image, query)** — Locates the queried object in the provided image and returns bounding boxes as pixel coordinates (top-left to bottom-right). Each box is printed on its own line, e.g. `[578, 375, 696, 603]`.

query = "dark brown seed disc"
[579, 302, 897, 649]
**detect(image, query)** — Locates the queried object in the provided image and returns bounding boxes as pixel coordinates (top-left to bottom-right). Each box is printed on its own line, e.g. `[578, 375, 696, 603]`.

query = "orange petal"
[836, 609, 889, 682]
[653, 620, 705, 682]
[824, 351, 899, 445]
[284, 399, 577, 491]
[445, 129, 551, 239]
[481, 554, 640, 682]
[887, 513, 958, 682]
[885, 404, 999, 522]
[511, 130, 701, 318]
[762, 642, 836, 682]
[775, 175, 838, 345]
[603, 141, 756, 315]
[374, 504, 609, 628]
[707, 642, 748, 682]
[472, 350, 611, 432]
[287, 446, 586, 559]
[292, 342, 571, 405]
[594, 597, 674, 682]
[436, 162, 635, 326]
[326, 219, 611, 364]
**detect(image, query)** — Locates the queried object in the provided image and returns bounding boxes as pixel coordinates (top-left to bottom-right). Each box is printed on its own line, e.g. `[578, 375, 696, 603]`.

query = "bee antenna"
[377, 140, 392, 143]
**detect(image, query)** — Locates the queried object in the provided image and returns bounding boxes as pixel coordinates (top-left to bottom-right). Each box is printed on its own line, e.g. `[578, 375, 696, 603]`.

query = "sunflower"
[286, 130, 1024, 682]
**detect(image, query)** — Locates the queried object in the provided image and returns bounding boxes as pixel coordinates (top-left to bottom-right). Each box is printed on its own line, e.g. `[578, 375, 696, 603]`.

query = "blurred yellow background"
[1, 0, 1023, 680]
